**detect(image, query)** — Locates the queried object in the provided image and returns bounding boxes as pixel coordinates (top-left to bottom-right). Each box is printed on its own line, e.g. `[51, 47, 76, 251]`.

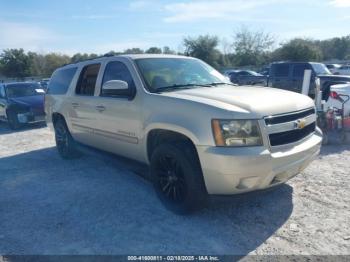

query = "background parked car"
[0, 82, 46, 129]
[228, 70, 267, 86]
[258, 68, 270, 76]
[325, 83, 350, 117]
[333, 64, 350, 75]
[39, 78, 50, 91]
[325, 64, 341, 74]
[268, 62, 350, 99]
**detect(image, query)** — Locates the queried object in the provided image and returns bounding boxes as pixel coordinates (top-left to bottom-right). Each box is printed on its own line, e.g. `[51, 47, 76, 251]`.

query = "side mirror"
[102, 80, 129, 96]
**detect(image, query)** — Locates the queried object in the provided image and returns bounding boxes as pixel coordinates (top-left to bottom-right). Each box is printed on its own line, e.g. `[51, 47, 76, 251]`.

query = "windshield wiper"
[154, 83, 212, 93]
[207, 82, 237, 86]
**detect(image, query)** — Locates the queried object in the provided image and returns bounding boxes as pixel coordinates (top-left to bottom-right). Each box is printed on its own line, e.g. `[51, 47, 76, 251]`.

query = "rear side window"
[274, 64, 290, 77]
[76, 64, 101, 96]
[293, 64, 311, 77]
[47, 67, 77, 94]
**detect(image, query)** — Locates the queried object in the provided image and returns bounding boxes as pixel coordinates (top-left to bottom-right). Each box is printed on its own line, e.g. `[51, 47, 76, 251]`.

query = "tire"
[150, 142, 208, 214]
[7, 110, 21, 130]
[54, 117, 81, 159]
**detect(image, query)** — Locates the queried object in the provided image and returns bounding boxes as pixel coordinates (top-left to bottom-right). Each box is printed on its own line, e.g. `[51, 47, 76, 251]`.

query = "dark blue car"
[0, 82, 46, 129]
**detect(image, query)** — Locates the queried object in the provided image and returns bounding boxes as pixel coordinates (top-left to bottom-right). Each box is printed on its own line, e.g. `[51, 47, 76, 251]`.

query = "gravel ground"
[0, 122, 349, 255]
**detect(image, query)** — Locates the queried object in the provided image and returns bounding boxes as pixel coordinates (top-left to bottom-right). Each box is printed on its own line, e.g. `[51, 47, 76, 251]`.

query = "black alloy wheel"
[154, 154, 187, 203]
[150, 142, 208, 214]
[54, 118, 80, 159]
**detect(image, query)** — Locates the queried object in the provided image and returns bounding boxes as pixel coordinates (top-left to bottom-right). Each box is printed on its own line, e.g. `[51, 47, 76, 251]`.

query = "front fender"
[143, 116, 204, 163]
[144, 122, 199, 145]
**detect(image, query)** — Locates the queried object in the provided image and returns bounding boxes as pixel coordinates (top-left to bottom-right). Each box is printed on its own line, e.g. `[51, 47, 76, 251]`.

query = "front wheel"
[150, 142, 208, 214]
[54, 118, 81, 159]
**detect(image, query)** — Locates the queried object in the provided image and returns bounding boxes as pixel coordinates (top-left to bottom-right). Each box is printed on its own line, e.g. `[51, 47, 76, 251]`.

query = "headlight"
[212, 119, 263, 147]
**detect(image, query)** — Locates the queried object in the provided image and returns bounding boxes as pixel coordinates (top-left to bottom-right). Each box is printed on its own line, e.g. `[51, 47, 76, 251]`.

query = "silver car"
[45, 54, 322, 214]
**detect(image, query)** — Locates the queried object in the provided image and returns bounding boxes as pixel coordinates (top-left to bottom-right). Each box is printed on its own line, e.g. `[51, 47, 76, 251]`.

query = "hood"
[161, 85, 314, 118]
[9, 95, 44, 113]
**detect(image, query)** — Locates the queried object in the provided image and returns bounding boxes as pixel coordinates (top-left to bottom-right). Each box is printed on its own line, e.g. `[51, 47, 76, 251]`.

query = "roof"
[271, 61, 323, 65]
[119, 54, 189, 60]
[59, 54, 192, 70]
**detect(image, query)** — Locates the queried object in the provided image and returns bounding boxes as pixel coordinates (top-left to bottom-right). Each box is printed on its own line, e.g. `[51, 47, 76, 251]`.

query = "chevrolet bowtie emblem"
[295, 119, 306, 129]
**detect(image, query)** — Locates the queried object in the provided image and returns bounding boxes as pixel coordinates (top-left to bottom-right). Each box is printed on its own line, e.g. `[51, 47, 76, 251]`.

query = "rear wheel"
[7, 110, 21, 130]
[150, 142, 208, 214]
[54, 118, 81, 159]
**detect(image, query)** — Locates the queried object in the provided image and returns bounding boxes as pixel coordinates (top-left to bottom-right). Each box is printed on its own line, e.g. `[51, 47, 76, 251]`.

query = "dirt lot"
[0, 122, 349, 255]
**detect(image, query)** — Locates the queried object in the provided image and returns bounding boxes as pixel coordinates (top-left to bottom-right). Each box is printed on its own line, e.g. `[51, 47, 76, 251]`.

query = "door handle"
[71, 102, 80, 108]
[95, 105, 106, 112]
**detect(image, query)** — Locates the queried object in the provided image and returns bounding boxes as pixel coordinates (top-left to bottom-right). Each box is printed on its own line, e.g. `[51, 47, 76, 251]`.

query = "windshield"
[6, 83, 44, 98]
[135, 58, 231, 92]
[312, 63, 332, 75]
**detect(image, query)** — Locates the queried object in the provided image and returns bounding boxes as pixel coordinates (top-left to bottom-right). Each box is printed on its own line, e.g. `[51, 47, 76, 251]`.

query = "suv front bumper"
[196, 128, 322, 195]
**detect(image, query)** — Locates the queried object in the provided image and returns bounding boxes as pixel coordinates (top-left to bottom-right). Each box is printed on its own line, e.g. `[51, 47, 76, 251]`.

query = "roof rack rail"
[61, 53, 117, 67]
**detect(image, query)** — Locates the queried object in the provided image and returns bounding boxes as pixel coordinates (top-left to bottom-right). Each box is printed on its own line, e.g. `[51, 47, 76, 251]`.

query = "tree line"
[1, 27, 350, 79]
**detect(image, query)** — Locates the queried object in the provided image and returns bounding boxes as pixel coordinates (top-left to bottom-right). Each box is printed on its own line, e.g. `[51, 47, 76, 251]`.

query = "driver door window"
[101, 61, 136, 98]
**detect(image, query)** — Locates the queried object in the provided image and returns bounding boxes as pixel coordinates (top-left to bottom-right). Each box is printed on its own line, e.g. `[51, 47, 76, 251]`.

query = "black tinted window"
[101, 61, 135, 97]
[5, 83, 44, 98]
[293, 64, 311, 77]
[102, 62, 135, 87]
[76, 64, 100, 96]
[47, 67, 77, 94]
[274, 64, 290, 77]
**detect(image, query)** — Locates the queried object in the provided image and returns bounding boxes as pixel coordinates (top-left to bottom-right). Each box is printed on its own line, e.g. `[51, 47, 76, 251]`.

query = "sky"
[0, 0, 350, 55]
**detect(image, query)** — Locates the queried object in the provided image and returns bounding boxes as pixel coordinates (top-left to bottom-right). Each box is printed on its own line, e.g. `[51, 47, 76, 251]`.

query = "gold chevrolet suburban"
[45, 54, 322, 214]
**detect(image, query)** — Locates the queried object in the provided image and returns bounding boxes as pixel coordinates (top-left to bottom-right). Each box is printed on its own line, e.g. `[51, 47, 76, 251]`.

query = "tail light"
[329, 91, 343, 102]
[330, 91, 339, 99]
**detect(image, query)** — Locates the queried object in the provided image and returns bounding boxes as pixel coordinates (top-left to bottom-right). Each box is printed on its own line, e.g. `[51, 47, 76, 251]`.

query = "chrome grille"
[265, 108, 315, 125]
[265, 108, 316, 147]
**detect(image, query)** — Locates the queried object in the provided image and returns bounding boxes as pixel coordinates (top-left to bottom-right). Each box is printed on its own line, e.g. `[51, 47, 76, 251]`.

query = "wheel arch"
[51, 112, 66, 125]
[145, 127, 199, 163]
